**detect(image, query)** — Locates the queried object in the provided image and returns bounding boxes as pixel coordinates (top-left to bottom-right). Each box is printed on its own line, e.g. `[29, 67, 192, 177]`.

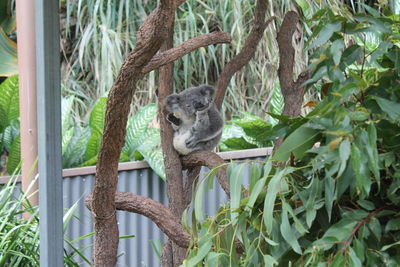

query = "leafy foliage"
[184, 9, 400, 266]
[0, 75, 19, 174]
[0, 176, 91, 266]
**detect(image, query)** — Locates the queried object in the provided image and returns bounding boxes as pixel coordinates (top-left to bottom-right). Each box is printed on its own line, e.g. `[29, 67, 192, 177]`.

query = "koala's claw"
[185, 137, 197, 148]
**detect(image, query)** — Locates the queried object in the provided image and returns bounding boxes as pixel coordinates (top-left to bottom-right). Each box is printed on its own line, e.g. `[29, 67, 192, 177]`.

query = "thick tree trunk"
[274, 11, 310, 150]
[91, 2, 175, 266]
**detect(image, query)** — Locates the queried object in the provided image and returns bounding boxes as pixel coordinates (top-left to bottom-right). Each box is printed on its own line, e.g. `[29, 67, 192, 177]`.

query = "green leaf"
[280, 206, 302, 254]
[366, 124, 380, 184]
[222, 137, 258, 151]
[325, 176, 335, 221]
[351, 144, 371, 196]
[123, 104, 158, 157]
[89, 97, 107, 134]
[263, 255, 278, 267]
[310, 21, 342, 49]
[338, 139, 350, 177]
[273, 125, 320, 162]
[331, 39, 345, 65]
[183, 237, 212, 267]
[6, 134, 20, 174]
[84, 130, 102, 163]
[230, 164, 244, 224]
[264, 169, 288, 234]
[138, 148, 165, 181]
[0, 28, 17, 76]
[0, 75, 19, 125]
[247, 160, 272, 213]
[61, 96, 75, 131]
[371, 96, 400, 121]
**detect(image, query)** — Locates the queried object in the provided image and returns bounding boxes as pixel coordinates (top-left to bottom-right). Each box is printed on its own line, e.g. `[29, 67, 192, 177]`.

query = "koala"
[164, 85, 223, 155]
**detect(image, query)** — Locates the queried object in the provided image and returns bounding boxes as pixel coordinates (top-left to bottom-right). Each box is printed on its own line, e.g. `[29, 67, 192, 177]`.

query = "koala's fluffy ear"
[199, 85, 215, 97]
[165, 94, 180, 105]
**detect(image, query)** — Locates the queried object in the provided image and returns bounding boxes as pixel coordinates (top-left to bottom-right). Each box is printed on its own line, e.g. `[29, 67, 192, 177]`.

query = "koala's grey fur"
[165, 85, 223, 155]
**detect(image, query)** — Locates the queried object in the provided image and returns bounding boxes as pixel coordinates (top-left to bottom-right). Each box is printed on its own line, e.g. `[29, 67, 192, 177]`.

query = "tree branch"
[215, 0, 275, 109]
[142, 32, 231, 74]
[86, 193, 191, 249]
[181, 151, 230, 197]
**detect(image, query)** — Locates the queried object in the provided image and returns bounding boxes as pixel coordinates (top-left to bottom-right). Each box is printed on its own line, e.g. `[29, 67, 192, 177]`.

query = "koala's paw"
[185, 136, 197, 148]
[167, 113, 182, 126]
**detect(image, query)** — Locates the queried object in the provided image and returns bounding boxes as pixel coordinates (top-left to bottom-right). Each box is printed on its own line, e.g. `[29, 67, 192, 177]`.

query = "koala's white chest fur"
[173, 130, 191, 155]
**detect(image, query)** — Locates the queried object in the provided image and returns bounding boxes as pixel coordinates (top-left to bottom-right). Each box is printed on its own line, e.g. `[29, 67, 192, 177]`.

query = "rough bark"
[91, 1, 175, 266]
[157, 17, 189, 266]
[276, 11, 310, 118]
[142, 32, 231, 74]
[274, 11, 310, 149]
[215, 0, 275, 109]
[86, 193, 190, 248]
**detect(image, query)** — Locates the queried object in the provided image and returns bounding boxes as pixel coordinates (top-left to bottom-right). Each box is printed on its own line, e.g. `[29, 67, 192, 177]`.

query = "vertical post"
[35, 0, 63, 266]
[16, 0, 39, 216]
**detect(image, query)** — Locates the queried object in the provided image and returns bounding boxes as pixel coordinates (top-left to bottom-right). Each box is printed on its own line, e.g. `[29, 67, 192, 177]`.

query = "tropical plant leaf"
[0, 28, 17, 77]
[6, 134, 20, 174]
[0, 75, 19, 124]
[138, 148, 165, 180]
[89, 97, 107, 134]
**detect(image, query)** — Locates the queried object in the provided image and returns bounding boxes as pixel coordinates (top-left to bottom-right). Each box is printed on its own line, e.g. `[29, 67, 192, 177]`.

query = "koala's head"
[165, 85, 215, 116]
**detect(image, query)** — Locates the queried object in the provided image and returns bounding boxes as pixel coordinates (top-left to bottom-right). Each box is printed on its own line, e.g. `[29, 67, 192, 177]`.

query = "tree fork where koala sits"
[89, 0, 231, 265]
[88, 0, 288, 266]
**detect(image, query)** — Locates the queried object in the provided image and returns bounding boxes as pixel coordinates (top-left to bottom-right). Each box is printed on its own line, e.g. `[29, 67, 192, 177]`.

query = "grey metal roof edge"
[0, 147, 273, 183]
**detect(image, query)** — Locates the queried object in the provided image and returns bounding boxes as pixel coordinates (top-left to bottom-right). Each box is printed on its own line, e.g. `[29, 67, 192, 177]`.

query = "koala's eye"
[200, 89, 206, 96]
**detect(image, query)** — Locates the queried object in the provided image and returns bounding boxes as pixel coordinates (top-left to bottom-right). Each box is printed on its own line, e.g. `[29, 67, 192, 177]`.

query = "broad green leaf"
[280, 207, 302, 254]
[230, 164, 244, 224]
[123, 104, 157, 156]
[0, 28, 17, 76]
[366, 124, 380, 184]
[0, 75, 19, 124]
[84, 130, 102, 162]
[351, 144, 371, 196]
[263, 255, 278, 267]
[6, 134, 20, 174]
[372, 96, 400, 121]
[194, 177, 206, 221]
[137, 148, 165, 180]
[61, 96, 75, 131]
[313, 219, 358, 250]
[325, 176, 335, 221]
[306, 178, 320, 228]
[348, 247, 362, 267]
[247, 160, 272, 212]
[264, 169, 287, 234]
[338, 139, 351, 177]
[183, 238, 212, 267]
[89, 97, 107, 134]
[273, 125, 320, 162]
[330, 39, 345, 65]
[385, 218, 400, 232]
[381, 240, 400, 251]
[282, 201, 308, 235]
[310, 21, 342, 49]
[221, 137, 257, 151]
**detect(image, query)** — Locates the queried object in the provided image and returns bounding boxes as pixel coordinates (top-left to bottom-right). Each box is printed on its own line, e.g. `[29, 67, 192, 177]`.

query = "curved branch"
[142, 32, 231, 74]
[181, 151, 230, 197]
[86, 193, 191, 249]
[215, 0, 275, 109]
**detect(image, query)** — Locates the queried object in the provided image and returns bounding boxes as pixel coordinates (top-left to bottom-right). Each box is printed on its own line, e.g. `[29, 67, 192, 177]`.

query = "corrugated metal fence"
[2, 148, 271, 266]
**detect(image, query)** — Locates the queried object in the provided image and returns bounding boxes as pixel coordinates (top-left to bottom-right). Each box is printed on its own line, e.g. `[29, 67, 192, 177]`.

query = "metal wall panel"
[62, 157, 266, 266]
